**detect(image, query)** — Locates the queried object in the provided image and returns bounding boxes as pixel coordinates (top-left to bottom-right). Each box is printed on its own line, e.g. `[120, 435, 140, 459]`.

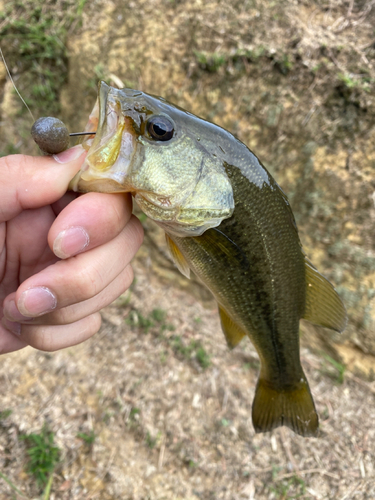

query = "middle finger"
[5, 215, 143, 318]
[49, 192, 133, 259]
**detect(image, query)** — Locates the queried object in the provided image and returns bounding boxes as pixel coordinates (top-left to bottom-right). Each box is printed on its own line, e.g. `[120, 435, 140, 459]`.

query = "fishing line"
[0, 46, 35, 122]
[69, 132, 96, 136]
[1, 48, 95, 153]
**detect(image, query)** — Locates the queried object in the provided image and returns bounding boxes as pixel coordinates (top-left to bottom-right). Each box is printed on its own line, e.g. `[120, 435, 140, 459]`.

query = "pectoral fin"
[218, 307, 247, 349]
[303, 259, 347, 333]
[165, 234, 190, 279]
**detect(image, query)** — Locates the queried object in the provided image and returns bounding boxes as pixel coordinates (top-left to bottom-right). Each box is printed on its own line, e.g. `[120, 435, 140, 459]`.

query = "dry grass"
[0, 259, 374, 499]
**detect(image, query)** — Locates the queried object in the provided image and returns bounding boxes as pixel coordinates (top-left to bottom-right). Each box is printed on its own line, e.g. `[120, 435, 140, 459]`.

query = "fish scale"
[172, 163, 306, 388]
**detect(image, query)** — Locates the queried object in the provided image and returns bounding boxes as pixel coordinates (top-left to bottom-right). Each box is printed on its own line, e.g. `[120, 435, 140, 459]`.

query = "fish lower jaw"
[69, 175, 133, 193]
[135, 194, 229, 237]
[134, 193, 179, 223]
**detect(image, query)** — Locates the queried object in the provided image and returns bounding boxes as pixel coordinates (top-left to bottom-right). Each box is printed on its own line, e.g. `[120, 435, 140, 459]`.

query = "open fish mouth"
[69, 82, 139, 193]
[69, 81, 235, 237]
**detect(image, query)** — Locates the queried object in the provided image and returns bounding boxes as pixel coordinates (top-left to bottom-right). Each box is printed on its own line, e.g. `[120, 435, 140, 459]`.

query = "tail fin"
[252, 376, 319, 437]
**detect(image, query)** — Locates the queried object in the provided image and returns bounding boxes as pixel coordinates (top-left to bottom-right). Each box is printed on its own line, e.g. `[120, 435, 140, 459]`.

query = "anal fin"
[165, 234, 190, 279]
[304, 259, 347, 333]
[219, 307, 247, 349]
[252, 374, 319, 437]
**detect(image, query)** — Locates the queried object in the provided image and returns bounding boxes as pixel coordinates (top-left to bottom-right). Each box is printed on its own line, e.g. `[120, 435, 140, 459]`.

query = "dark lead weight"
[31, 117, 70, 155]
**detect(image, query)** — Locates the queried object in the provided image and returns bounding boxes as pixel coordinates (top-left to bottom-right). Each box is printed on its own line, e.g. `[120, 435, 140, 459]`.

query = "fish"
[69, 81, 347, 437]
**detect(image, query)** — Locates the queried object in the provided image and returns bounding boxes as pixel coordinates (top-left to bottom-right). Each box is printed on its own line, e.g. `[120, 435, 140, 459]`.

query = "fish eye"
[146, 116, 174, 141]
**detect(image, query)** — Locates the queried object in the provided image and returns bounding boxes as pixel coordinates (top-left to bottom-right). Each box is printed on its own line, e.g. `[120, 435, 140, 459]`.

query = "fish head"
[70, 81, 234, 236]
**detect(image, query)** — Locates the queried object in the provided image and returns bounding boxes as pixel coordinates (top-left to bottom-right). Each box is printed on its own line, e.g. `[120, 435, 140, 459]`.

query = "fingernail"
[2, 318, 21, 336]
[53, 145, 85, 164]
[18, 287, 57, 317]
[3, 300, 33, 322]
[53, 226, 89, 259]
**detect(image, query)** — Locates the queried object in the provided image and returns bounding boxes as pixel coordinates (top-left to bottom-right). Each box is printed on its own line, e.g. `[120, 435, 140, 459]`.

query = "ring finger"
[7, 313, 103, 352]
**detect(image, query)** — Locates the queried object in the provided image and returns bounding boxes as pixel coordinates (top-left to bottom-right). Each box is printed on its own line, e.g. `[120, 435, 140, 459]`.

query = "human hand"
[0, 146, 143, 353]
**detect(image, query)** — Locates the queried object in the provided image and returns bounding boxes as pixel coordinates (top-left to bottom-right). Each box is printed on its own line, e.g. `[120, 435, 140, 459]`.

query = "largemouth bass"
[70, 82, 347, 437]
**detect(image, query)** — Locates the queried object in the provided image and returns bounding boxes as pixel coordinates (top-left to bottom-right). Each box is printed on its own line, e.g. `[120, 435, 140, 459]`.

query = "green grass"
[270, 475, 307, 499]
[0, 0, 87, 116]
[126, 310, 154, 332]
[274, 53, 294, 75]
[194, 46, 296, 76]
[129, 407, 141, 422]
[171, 335, 211, 369]
[338, 72, 360, 89]
[20, 424, 61, 489]
[77, 430, 96, 446]
[171, 335, 187, 355]
[0, 144, 21, 157]
[116, 291, 132, 307]
[0, 470, 27, 498]
[0, 409, 12, 420]
[150, 308, 167, 323]
[125, 308, 175, 334]
[322, 353, 346, 384]
[87, 63, 109, 90]
[145, 431, 161, 449]
[125, 308, 209, 368]
[194, 51, 226, 73]
[337, 71, 373, 95]
[243, 359, 260, 371]
[137, 212, 148, 223]
[195, 345, 211, 369]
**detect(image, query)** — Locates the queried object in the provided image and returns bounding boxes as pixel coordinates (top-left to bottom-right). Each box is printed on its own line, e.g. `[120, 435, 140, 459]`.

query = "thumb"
[0, 145, 86, 223]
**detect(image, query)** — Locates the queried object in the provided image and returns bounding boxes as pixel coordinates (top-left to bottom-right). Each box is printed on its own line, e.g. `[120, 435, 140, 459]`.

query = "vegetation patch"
[125, 307, 175, 334]
[322, 353, 346, 384]
[269, 471, 307, 499]
[0, 0, 86, 116]
[170, 335, 211, 369]
[20, 424, 61, 490]
[0, 409, 12, 420]
[77, 430, 96, 449]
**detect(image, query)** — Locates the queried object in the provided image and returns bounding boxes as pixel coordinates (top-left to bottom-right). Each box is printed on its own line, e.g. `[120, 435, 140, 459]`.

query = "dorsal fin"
[303, 259, 347, 333]
[218, 306, 247, 349]
[165, 234, 190, 279]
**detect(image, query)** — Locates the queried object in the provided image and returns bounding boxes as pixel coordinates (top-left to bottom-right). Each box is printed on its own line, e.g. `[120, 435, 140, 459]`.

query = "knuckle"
[1, 154, 21, 174]
[29, 328, 55, 352]
[74, 265, 103, 299]
[106, 193, 132, 230]
[1, 155, 32, 185]
[87, 312, 102, 335]
[109, 195, 127, 229]
[129, 215, 144, 249]
[122, 264, 134, 290]
[51, 306, 72, 325]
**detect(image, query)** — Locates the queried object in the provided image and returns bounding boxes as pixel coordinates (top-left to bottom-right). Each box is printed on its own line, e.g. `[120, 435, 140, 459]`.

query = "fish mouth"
[69, 81, 137, 193]
[69, 82, 234, 238]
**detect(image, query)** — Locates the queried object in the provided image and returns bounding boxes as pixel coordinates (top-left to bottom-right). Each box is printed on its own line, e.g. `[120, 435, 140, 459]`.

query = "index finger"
[0, 146, 86, 223]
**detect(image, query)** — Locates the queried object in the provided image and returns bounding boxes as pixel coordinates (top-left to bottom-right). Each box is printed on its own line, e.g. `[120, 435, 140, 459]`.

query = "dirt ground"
[1, 0, 375, 498]
[1, 258, 375, 499]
